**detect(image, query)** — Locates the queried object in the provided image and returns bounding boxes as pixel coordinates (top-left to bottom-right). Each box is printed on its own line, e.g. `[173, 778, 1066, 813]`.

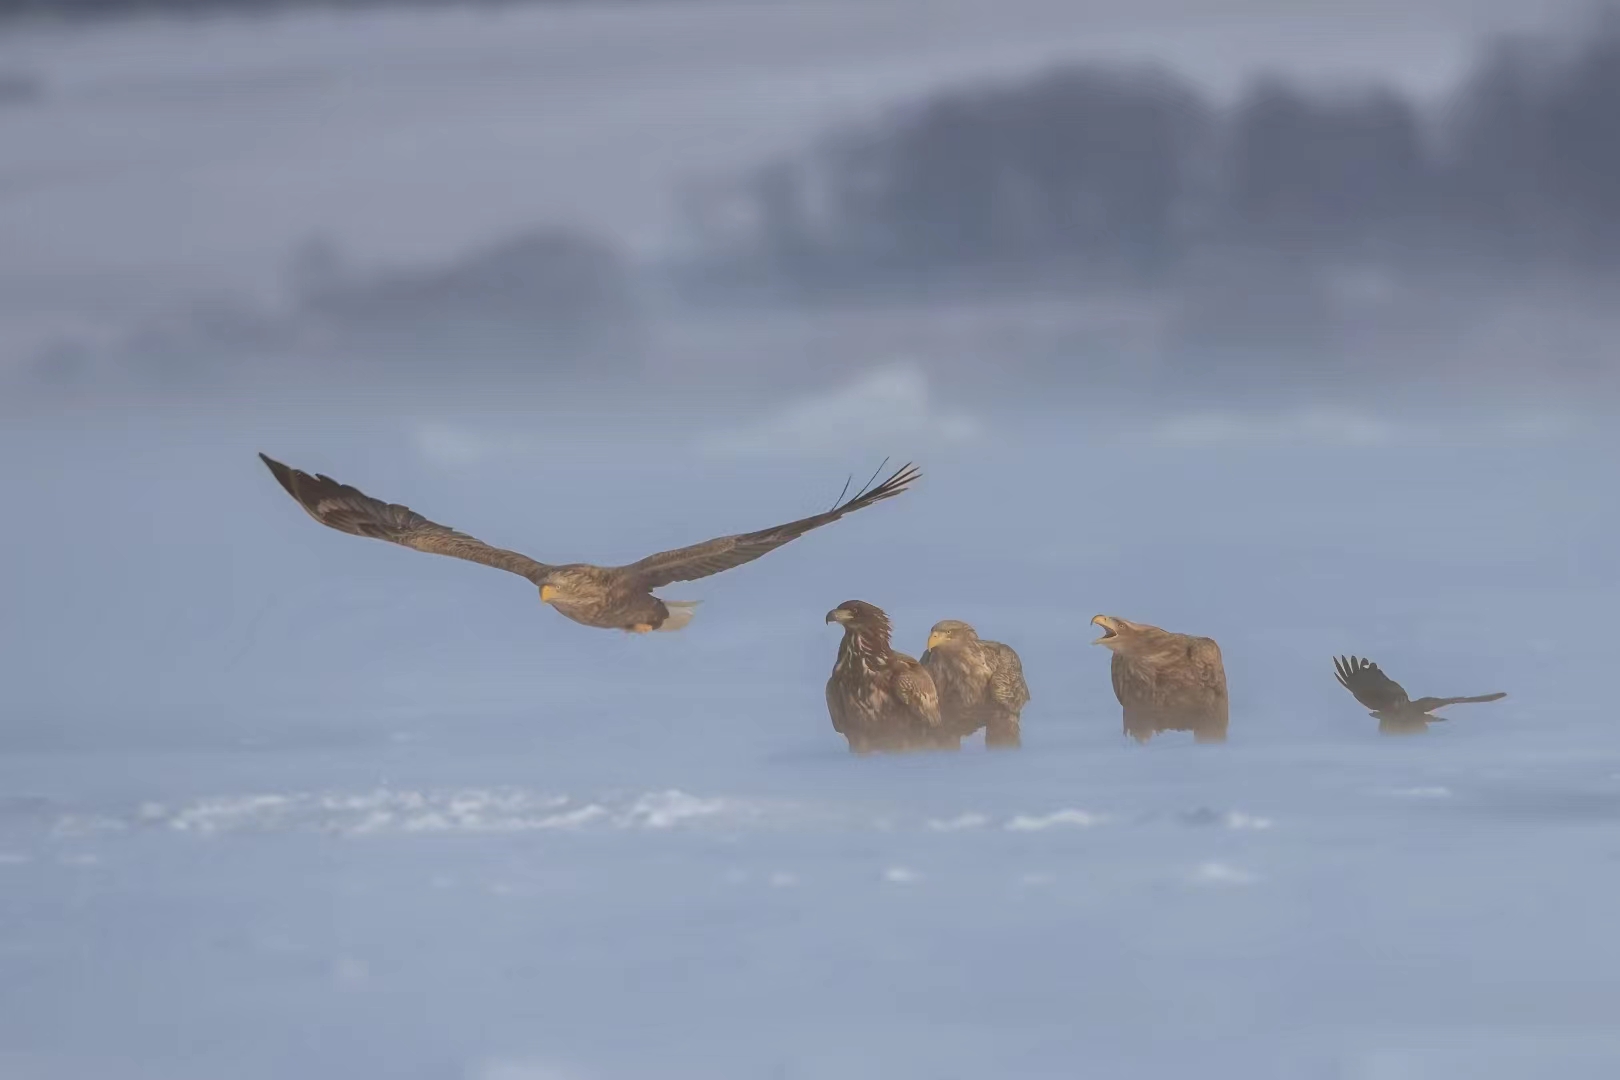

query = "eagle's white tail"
[657, 601, 701, 632]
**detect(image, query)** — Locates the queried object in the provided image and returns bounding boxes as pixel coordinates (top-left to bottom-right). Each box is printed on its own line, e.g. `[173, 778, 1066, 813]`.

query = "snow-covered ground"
[3, 404, 1619, 1079]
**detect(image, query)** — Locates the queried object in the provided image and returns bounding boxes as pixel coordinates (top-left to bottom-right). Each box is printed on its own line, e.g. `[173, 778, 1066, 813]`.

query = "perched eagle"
[825, 601, 953, 753]
[919, 619, 1030, 748]
[260, 453, 919, 634]
[1091, 614, 1229, 743]
[1332, 655, 1506, 735]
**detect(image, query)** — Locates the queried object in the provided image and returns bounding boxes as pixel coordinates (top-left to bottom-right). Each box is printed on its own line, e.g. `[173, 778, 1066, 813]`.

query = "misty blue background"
[5, 1, 1620, 1078]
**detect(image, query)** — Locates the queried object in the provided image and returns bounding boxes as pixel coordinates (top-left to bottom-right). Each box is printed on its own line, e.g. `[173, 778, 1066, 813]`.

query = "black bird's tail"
[1417, 692, 1507, 712]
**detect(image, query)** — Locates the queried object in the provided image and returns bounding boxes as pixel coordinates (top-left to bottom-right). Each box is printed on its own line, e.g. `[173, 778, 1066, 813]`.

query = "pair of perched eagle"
[823, 602, 1030, 753]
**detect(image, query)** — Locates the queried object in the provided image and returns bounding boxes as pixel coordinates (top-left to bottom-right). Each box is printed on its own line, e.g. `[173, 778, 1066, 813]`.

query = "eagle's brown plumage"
[1091, 614, 1229, 744]
[919, 619, 1029, 748]
[1333, 655, 1506, 736]
[825, 601, 953, 753]
[259, 453, 919, 634]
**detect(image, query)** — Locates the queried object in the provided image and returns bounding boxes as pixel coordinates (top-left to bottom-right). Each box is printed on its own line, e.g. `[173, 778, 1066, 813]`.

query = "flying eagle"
[259, 453, 919, 634]
[825, 601, 953, 753]
[1091, 614, 1229, 743]
[1332, 655, 1506, 735]
[919, 619, 1030, 748]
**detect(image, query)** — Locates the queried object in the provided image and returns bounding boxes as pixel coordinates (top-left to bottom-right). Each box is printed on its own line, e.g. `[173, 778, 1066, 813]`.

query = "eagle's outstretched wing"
[1333, 655, 1410, 712]
[620, 462, 919, 588]
[260, 453, 555, 584]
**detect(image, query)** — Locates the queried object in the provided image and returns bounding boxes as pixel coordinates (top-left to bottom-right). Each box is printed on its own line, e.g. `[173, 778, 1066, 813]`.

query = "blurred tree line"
[685, 14, 1620, 296]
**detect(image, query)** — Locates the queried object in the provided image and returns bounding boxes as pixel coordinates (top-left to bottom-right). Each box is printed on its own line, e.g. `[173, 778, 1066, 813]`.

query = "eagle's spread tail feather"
[657, 601, 701, 632]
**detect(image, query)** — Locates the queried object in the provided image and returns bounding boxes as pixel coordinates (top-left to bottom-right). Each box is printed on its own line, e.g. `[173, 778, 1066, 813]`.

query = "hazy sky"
[0, 0, 1587, 354]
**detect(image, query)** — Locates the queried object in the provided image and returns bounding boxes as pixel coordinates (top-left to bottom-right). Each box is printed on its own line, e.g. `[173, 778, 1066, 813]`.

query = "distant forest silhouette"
[10, 0, 1620, 400]
[683, 11, 1620, 297]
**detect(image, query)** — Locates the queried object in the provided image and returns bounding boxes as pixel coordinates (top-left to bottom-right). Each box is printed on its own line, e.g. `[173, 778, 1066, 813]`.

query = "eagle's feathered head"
[826, 600, 892, 636]
[925, 619, 979, 651]
[1090, 614, 1163, 652]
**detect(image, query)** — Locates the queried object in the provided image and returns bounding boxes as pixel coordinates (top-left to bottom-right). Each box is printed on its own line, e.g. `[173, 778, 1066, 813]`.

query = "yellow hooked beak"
[540, 584, 558, 603]
[1090, 614, 1118, 646]
[926, 631, 947, 651]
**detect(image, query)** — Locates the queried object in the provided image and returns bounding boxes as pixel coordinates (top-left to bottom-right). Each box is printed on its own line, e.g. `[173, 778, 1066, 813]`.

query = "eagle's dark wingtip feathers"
[258, 452, 302, 500]
[864, 461, 920, 502]
[824, 460, 919, 517]
[826, 459, 916, 515]
[854, 456, 890, 500]
[831, 473, 854, 512]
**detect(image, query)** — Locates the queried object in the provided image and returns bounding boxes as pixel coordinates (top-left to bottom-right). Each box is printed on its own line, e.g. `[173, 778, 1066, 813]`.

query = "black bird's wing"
[1333, 655, 1411, 712]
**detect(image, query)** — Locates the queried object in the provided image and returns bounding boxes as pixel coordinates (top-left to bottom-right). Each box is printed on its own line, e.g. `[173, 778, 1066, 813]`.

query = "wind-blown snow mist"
[4, 398, 1620, 1079]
